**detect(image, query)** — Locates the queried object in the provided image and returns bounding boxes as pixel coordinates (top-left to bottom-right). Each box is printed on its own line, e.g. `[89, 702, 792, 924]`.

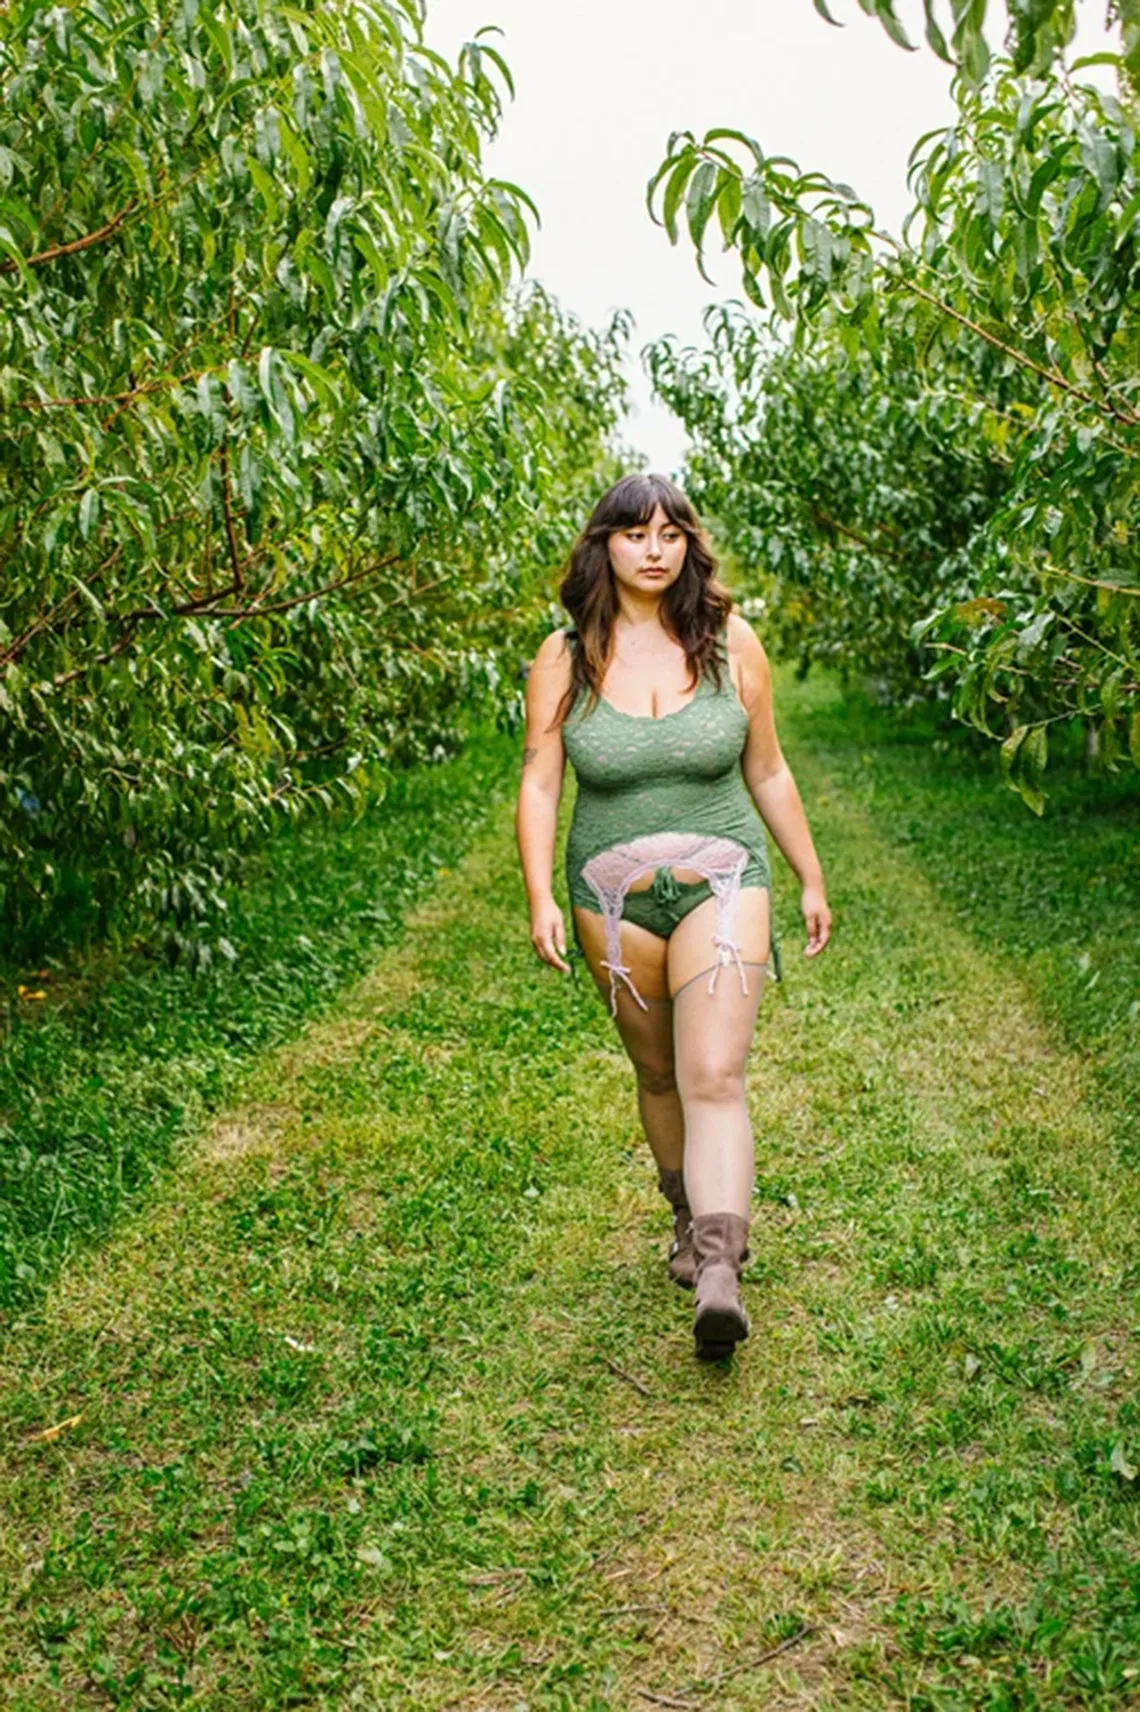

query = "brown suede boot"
[691, 1212, 751, 1359]
[656, 1167, 696, 1289]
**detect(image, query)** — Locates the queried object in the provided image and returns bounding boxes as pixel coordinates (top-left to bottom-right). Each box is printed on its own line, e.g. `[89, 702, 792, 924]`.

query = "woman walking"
[515, 474, 831, 1359]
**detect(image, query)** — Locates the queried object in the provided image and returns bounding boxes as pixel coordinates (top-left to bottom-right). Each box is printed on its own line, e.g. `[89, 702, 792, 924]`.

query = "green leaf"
[487, 178, 542, 229]
[471, 35, 515, 99]
[78, 488, 101, 542]
[870, 0, 916, 52]
[716, 173, 742, 245]
[198, 9, 234, 77]
[0, 226, 29, 281]
[1015, 610, 1052, 657]
[1000, 724, 1029, 781]
[1116, 189, 1140, 244]
[282, 349, 341, 409]
[686, 159, 721, 256]
[959, 17, 991, 87]
[1023, 724, 1048, 778]
[277, 113, 312, 197]
[257, 347, 278, 413]
[1069, 52, 1124, 73]
[1026, 152, 1064, 215]
[352, 226, 390, 294]
[340, 53, 389, 143]
[1110, 1441, 1138, 1482]
[109, 142, 152, 198]
[740, 175, 772, 243]
[977, 157, 1004, 223]
[705, 128, 767, 172]
[1015, 776, 1046, 816]
[921, 0, 951, 60]
[662, 155, 694, 244]
[1078, 123, 1119, 205]
[248, 158, 280, 225]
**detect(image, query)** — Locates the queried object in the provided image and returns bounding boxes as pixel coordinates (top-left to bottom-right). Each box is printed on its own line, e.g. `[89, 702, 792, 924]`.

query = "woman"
[515, 473, 831, 1359]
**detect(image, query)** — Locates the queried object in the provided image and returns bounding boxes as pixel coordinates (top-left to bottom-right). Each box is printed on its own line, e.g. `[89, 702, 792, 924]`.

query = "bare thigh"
[574, 906, 671, 1004]
[573, 906, 676, 1081]
[572, 885, 770, 1008]
[668, 886, 770, 996]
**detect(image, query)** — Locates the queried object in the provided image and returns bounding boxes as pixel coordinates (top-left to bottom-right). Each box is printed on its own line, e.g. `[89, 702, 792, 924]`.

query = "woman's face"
[607, 503, 687, 596]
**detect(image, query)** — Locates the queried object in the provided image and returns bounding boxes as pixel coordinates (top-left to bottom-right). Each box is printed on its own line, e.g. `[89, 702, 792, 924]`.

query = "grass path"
[0, 674, 1136, 1709]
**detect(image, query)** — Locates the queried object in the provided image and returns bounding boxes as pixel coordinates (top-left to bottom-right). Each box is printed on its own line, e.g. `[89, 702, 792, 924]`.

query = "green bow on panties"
[649, 866, 684, 906]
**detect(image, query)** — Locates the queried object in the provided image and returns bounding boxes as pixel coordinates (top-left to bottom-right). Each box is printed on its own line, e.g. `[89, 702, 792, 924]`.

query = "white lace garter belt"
[580, 831, 759, 1017]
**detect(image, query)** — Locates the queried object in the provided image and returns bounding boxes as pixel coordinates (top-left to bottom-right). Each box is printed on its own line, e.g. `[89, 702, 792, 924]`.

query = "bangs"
[589, 472, 698, 534]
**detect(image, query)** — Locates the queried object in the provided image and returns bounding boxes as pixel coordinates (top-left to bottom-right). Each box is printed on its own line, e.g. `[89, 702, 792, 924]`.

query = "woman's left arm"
[729, 614, 831, 959]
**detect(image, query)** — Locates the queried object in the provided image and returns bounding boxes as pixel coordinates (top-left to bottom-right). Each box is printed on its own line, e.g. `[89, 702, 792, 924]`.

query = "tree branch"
[45, 552, 412, 688]
[1042, 557, 1140, 598]
[12, 372, 197, 410]
[900, 276, 1140, 429]
[1, 510, 208, 668]
[212, 553, 404, 618]
[0, 201, 140, 277]
[810, 505, 910, 560]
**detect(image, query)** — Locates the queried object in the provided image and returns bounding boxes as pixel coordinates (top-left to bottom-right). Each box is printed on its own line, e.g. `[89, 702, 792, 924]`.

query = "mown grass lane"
[0, 669, 1136, 1709]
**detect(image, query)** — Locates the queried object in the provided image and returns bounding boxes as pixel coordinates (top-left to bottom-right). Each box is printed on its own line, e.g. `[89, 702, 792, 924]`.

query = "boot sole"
[693, 1305, 749, 1357]
[695, 1339, 736, 1362]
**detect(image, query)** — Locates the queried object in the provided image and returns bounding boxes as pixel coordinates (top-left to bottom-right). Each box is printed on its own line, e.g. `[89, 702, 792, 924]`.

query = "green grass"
[789, 679, 1139, 1124]
[0, 667, 1136, 1709]
[0, 729, 522, 1311]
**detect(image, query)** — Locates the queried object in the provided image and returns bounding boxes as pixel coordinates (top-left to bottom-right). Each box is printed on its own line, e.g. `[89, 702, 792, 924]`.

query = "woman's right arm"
[515, 629, 573, 974]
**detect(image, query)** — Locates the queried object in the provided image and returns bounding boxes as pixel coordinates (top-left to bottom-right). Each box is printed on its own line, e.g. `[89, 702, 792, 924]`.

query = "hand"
[530, 897, 571, 974]
[801, 882, 831, 958]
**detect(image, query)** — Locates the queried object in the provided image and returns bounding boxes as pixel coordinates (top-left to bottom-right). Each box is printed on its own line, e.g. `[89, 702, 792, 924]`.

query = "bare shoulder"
[530, 626, 574, 688]
[532, 626, 573, 667]
[724, 612, 771, 701]
[524, 627, 574, 717]
[725, 610, 766, 660]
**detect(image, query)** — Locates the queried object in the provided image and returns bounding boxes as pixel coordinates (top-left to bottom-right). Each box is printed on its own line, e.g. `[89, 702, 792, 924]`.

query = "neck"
[613, 590, 668, 630]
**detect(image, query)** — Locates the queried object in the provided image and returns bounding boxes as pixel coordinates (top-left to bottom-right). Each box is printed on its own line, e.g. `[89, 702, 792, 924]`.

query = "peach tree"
[0, 0, 628, 957]
[648, 3, 1138, 810]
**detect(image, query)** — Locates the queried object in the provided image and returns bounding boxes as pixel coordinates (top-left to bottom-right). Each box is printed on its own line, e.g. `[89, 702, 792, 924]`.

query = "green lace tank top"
[560, 626, 781, 1002]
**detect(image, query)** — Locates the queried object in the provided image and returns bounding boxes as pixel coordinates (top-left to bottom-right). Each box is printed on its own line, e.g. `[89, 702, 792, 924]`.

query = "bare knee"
[633, 1057, 678, 1097]
[679, 1059, 746, 1105]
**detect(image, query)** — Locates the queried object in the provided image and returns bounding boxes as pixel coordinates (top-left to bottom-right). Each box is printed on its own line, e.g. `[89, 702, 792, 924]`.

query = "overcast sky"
[424, 1, 1119, 472]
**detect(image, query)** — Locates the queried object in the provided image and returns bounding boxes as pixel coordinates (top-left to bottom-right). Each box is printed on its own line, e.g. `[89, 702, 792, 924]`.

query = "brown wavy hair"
[551, 472, 734, 729]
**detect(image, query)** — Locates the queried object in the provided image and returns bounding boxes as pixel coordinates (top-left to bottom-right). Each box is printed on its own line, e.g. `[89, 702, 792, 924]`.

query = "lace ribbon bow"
[600, 958, 649, 1016]
[707, 935, 750, 997]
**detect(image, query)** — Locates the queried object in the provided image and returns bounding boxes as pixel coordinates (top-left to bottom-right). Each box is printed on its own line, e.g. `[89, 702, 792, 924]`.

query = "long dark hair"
[552, 472, 733, 729]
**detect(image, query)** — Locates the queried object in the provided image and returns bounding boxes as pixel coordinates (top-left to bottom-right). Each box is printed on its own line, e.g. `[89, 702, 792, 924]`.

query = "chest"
[563, 683, 748, 789]
[597, 644, 743, 720]
[598, 651, 703, 719]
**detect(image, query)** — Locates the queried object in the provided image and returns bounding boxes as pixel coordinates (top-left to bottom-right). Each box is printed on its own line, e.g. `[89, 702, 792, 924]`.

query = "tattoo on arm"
[522, 745, 538, 768]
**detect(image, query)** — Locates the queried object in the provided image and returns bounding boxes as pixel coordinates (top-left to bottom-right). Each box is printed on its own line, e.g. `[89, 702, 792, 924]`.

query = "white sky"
[424, 1, 1119, 472]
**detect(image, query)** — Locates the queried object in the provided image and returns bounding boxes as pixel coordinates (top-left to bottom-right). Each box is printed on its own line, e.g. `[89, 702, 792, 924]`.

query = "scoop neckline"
[564, 627, 729, 722]
[597, 683, 705, 722]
